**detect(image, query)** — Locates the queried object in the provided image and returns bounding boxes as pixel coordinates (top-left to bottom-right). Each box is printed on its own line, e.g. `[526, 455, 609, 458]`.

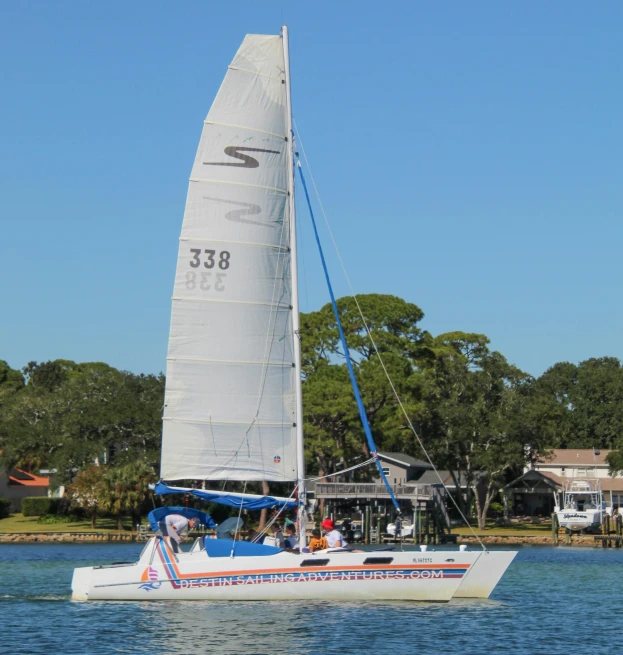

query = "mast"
[282, 25, 307, 548]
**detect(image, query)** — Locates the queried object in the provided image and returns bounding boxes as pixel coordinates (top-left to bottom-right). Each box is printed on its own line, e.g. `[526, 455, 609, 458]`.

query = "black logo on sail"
[203, 197, 272, 228]
[204, 146, 280, 168]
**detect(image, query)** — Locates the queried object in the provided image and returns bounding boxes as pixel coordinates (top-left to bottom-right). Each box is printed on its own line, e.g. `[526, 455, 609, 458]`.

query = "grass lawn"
[0, 513, 136, 533]
[452, 520, 553, 537]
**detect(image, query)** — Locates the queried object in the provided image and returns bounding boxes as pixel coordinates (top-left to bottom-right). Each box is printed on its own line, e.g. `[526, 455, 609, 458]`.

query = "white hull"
[555, 509, 604, 532]
[71, 537, 515, 602]
[452, 550, 517, 598]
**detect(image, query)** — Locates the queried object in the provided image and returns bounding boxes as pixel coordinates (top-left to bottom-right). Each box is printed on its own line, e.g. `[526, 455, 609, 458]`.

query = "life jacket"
[309, 536, 328, 551]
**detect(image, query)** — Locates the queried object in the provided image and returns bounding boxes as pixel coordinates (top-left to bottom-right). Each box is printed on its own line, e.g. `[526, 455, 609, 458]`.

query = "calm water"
[1, 543, 622, 655]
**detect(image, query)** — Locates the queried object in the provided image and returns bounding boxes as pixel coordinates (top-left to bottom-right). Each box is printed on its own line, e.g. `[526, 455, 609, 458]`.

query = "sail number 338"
[186, 248, 231, 292]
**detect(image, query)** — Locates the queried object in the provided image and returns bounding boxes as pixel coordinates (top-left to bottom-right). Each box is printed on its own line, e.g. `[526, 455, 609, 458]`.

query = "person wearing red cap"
[321, 518, 347, 548]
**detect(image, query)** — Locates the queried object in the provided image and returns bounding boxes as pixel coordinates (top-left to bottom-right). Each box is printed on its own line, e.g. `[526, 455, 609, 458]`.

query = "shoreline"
[0, 532, 138, 543]
[0, 532, 598, 546]
[457, 533, 595, 547]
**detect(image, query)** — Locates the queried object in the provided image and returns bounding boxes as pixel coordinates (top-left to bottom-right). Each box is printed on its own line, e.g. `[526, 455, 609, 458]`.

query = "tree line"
[2, 293, 623, 529]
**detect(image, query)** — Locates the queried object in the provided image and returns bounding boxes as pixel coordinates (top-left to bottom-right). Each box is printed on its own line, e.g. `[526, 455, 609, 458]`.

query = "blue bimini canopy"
[203, 538, 283, 558]
[153, 482, 297, 511]
[147, 506, 216, 532]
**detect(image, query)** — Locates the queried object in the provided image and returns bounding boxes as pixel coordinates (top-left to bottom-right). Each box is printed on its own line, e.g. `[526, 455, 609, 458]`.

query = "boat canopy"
[154, 482, 297, 511]
[203, 538, 283, 558]
[147, 506, 216, 532]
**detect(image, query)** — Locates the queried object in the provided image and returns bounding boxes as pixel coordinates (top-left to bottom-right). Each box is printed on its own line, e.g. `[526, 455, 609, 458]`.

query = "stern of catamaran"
[71, 565, 93, 601]
[452, 550, 517, 598]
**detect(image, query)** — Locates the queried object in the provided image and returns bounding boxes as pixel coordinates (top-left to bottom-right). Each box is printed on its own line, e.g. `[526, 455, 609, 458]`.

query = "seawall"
[0, 532, 138, 543]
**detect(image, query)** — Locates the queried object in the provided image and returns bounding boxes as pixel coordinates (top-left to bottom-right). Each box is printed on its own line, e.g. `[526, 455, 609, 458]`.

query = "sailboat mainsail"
[160, 34, 297, 483]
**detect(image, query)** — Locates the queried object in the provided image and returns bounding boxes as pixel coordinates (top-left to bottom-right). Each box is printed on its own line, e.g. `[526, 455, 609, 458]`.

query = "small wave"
[0, 593, 70, 602]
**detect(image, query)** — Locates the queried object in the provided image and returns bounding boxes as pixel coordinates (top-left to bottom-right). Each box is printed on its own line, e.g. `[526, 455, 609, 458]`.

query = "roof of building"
[601, 478, 623, 492]
[416, 470, 478, 487]
[503, 470, 561, 492]
[8, 468, 50, 487]
[536, 449, 613, 467]
[377, 452, 432, 469]
[417, 470, 452, 485]
[505, 469, 623, 493]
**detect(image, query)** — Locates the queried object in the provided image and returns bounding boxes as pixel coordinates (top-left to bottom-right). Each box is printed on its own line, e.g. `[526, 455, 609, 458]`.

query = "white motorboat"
[71, 27, 516, 602]
[554, 478, 606, 532]
[387, 521, 414, 538]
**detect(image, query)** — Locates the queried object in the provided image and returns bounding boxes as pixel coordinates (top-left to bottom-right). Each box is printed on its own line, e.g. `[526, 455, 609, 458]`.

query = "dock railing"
[315, 483, 434, 499]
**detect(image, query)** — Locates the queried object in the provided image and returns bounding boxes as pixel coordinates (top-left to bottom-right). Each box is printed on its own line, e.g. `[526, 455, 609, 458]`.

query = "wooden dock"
[594, 535, 623, 548]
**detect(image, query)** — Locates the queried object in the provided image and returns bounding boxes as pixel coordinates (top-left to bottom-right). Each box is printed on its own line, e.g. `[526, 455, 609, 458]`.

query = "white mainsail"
[161, 34, 296, 482]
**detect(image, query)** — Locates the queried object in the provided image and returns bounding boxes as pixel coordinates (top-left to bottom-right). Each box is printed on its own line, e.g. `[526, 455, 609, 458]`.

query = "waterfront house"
[374, 452, 432, 484]
[0, 468, 50, 512]
[503, 449, 623, 517]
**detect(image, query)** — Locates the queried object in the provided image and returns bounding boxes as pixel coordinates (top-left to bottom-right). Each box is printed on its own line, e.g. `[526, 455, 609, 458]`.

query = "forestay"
[161, 35, 296, 482]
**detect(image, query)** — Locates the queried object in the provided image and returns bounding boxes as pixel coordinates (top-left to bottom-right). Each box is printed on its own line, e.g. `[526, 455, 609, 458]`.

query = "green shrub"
[488, 501, 505, 517]
[21, 497, 60, 517]
[37, 513, 81, 525]
[0, 497, 11, 519]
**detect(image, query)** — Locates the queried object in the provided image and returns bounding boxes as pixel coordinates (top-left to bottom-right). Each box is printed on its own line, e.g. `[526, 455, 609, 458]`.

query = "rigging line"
[294, 122, 486, 551]
[180, 236, 290, 251]
[170, 297, 291, 309]
[231, 477, 249, 558]
[305, 457, 377, 482]
[209, 414, 217, 457]
[204, 120, 285, 139]
[189, 177, 288, 195]
[297, 160, 400, 515]
[253, 486, 298, 544]
[165, 356, 293, 367]
[163, 417, 292, 427]
[227, 65, 284, 81]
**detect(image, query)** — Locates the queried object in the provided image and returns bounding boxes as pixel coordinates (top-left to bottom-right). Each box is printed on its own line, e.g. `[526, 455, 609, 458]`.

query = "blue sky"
[1, 1, 622, 378]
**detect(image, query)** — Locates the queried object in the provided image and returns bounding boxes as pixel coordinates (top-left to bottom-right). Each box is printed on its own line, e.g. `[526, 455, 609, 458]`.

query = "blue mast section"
[297, 162, 401, 514]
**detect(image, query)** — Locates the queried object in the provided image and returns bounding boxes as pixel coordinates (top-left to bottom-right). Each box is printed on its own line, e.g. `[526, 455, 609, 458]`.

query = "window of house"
[382, 467, 390, 476]
[577, 468, 587, 477]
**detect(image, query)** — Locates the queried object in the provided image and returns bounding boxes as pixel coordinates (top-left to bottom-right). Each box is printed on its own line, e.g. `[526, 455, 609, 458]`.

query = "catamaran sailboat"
[71, 27, 516, 602]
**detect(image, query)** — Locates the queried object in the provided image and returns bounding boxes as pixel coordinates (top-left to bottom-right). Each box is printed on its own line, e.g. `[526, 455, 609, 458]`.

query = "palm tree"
[100, 461, 156, 530]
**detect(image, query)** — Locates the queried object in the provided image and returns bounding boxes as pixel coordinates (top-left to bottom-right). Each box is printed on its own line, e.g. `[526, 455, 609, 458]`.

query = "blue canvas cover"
[203, 538, 283, 558]
[147, 506, 216, 532]
[154, 482, 296, 511]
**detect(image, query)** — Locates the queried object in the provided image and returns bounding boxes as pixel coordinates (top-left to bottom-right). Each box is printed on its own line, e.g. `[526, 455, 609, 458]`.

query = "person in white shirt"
[321, 518, 347, 548]
[269, 522, 286, 548]
[162, 514, 199, 544]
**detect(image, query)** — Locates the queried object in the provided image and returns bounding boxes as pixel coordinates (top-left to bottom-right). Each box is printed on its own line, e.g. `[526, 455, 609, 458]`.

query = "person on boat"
[308, 528, 328, 552]
[269, 522, 286, 548]
[284, 524, 299, 551]
[246, 528, 265, 543]
[161, 514, 199, 544]
[321, 518, 347, 548]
